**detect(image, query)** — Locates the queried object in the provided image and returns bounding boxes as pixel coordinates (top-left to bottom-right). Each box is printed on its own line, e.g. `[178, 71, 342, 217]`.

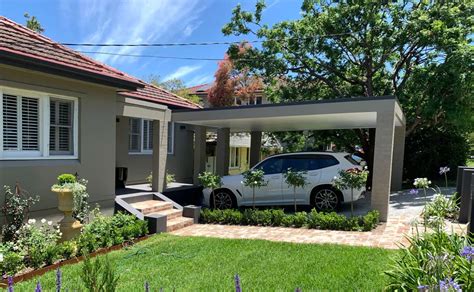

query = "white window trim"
[128, 118, 153, 155]
[0, 86, 78, 160]
[167, 122, 174, 155]
[229, 147, 240, 169]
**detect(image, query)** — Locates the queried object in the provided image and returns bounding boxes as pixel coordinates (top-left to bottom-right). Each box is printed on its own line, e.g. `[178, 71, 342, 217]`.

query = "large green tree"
[223, 0, 473, 184]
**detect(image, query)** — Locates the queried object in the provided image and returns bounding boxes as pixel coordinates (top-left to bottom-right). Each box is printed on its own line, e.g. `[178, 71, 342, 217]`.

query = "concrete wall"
[0, 65, 117, 214]
[115, 118, 194, 185]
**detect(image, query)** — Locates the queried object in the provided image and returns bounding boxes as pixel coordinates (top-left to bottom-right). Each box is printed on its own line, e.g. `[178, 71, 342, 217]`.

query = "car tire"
[311, 187, 341, 212]
[210, 189, 237, 209]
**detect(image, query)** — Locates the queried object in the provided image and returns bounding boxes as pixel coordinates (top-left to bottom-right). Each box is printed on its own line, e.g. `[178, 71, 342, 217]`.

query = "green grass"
[15, 234, 396, 291]
[467, 159, 474, 167]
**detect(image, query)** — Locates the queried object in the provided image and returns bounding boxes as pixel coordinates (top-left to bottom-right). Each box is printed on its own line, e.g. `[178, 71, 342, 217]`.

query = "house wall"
[0, 65, 117, 213]
[115, 118, 194, 185]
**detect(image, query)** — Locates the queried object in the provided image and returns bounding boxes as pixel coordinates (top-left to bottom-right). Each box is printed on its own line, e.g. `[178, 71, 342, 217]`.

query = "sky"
[1, 0, 301, 87]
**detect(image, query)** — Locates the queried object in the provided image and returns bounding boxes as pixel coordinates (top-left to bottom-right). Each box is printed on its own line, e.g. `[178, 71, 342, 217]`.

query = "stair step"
[148, 208, 183, 220]
[167, 216, 194, 232]
[130, 200, 173, 215]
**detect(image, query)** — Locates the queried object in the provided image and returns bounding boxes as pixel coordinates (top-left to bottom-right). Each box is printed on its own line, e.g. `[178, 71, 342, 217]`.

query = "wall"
[0, 65, 117, 214]
[115, 118, 194, 185]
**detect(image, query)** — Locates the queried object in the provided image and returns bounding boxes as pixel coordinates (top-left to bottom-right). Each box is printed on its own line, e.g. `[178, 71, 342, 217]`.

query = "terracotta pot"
[51, 188, 82, 242]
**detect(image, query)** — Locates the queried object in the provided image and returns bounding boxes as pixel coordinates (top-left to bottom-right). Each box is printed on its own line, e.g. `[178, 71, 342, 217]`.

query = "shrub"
[424, 193, 459, 220]
[57, 173, 77, 185]
[293, 212, 308, 228]
[81, 255, 119, 292]
[59, 241, 78, 260]
[281, 215, 295, 227]
[362, 210, 380, 231]
[0, 250, 24, 276]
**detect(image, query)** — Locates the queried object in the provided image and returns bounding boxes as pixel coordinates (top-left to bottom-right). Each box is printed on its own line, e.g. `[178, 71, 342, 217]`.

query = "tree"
[242, 169, 267, 209]
[208, 43, 263, 107]
[24, 13, 44, 33]
[147, 75, 201, 105]
[198, 172, 222, 209]
[283, 168, 308, 212]
[223, 0, 473, 186]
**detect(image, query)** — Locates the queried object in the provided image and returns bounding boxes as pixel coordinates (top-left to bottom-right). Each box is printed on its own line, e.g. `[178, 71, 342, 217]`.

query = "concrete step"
[148, 208, 183, 220]
[167, 216, 194, 232]
[130, 200, 173, 215]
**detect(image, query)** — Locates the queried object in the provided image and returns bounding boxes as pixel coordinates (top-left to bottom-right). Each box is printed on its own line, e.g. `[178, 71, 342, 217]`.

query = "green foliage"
[424, 193, 459, 221]
[243, 169, 267, 208]
[146, 172, 176, 187]
[1, 184, 39, 241]
[0, 248, 24, 276]
[198, 172, 222, 190]
[57, 173, 77, 186]
[385, 230, 473, 291]
[200, 208, 379, 231]
[81, 255, 119, 292]
[59, 241, 78, 260]
[284, 168, 308, 212]
[333, 168, 368, 191]
[24, 13, 44, 33]
[147, 74, 201, 106]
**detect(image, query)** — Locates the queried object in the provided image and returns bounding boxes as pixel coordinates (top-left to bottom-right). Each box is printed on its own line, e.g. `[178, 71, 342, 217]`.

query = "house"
[0, 16, 199, 215]
[187, 83, 280, 174]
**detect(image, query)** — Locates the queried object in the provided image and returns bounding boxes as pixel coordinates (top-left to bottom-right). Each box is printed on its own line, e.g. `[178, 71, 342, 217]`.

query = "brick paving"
[171, 215, 412, 249]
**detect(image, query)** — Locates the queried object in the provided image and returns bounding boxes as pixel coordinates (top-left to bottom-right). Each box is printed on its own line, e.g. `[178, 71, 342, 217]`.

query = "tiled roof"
[119, 82, 202, 109]
[0, 16, 200, 109]
[0, 16, 141, 87]
[187, 83, 213, 93]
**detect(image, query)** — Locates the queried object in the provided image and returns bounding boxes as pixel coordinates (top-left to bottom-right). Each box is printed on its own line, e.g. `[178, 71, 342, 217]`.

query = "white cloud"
[187, 74, 213, 86]
[164, 65, 203, 81]
[72, 0, 205, 65]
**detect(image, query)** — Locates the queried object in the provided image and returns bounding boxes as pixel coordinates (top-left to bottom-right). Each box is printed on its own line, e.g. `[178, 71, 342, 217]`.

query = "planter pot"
[51, 188, 82, 242]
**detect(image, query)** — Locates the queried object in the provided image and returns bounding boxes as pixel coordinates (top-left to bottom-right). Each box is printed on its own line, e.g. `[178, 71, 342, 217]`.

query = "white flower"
[28, 219, 36, 224]
[0, 253, 3, 262]
[48, 221, 53, 226]
[41, 218, 46, 224]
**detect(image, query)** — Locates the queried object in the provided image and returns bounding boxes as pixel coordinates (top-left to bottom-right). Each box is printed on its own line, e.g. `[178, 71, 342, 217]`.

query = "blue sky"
[1, 0, 301, 87]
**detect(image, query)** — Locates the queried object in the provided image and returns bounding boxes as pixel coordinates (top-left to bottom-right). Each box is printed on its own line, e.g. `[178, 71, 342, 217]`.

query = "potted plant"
[283, 168, 308, 212]
[51, 174, 85, 241]
[198, 172, 222, 209]
[333, 168, 368, 217]
[242, 169, 267, 209]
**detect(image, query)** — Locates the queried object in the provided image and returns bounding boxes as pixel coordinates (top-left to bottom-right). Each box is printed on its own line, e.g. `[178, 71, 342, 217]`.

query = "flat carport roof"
[172, 96, 406, 222]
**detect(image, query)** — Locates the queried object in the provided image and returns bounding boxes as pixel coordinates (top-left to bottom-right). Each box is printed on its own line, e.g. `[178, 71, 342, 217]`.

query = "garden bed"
[200, 208, 380, 231]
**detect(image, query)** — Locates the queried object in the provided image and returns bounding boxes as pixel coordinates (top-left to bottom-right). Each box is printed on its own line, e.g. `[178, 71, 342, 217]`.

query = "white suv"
[203, 152, 365, 211]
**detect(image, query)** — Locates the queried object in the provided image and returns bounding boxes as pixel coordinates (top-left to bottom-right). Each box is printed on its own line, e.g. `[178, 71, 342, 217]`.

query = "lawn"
[15, 234, 396, 291]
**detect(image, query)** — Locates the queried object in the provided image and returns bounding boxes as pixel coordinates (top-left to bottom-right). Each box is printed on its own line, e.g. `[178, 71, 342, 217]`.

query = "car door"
[281, 155, 321, 204]
[243, 157, 284, 205]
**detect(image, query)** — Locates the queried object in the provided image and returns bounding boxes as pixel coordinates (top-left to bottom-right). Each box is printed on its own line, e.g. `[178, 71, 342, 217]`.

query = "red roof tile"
[0, 16, 200, 109]
[119, 82, 201, 109]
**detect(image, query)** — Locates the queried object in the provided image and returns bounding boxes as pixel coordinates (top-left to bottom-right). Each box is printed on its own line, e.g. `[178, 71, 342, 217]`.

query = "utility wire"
[76, 51, 227, 61]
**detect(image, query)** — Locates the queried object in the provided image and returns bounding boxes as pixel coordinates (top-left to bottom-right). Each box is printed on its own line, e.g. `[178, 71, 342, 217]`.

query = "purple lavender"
[439, 166, 450, 175]
[409, 189, 419, 195]
[439, 278, 461, 292]
[145, 281, 149, 292]
[35, 281, 42, 292]
[417, 285, 428, 291]
[295, 288, 302, 292]
[56, 267, 62, 292]
[8, 275, 13, 292]
[234, 274, 241, 292]
[461, 246, 474, 261]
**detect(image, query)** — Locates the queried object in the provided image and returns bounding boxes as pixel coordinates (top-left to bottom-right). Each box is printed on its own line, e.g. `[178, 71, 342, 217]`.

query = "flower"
[439, 278, 461, 292]
[234, 274, 241, 292]
[439, 166, 450, 175]
[417, 284, 428, 291]
[0, 253, 3, 262]
[409, 189, 419, 195]
[414, 178, 431, 188]
[48, 221, 53, 226]
[56, 268, 62, 292]
[41, 218, 46, 224]
[8, 276, 13, 292]
[35, 280, 42, 292]
[460, 246, 474, 261]
[145, 281, 150, 292]
[28, 218, 36, 224]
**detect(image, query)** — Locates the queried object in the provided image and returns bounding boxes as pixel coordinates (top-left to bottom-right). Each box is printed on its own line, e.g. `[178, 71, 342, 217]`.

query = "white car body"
[203, 152, 365, 210]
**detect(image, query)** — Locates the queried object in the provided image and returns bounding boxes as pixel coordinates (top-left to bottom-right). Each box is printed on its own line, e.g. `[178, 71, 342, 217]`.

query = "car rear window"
[282, 154, 339, 171]
[344, 154, 363, 166]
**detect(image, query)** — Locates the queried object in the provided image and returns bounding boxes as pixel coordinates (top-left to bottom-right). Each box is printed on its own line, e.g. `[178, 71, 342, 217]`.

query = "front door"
[243, 157, 283, 205]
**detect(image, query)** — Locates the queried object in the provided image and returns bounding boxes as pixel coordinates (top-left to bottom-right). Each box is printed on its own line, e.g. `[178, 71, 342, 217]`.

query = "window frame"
[128, 118, 154, 155]
[229, 147, 240, 169]
[0, 87, 79, 160]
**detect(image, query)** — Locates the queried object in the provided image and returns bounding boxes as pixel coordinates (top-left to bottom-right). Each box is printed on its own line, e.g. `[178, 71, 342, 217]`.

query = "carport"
[172, 96, 405, 221]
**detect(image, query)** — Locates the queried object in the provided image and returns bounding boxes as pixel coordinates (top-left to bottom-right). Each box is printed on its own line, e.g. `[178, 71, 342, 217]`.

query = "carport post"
[249, 131, 262, 167]
[152, 120, 168, 192]
[193, 126, 207, 184]
[390, 125, 405, 191]
[216, 128, 230, 176]
[371, 109, 396, 222]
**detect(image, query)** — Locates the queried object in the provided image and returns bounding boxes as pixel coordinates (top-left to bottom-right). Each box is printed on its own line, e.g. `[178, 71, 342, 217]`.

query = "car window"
[255, 157, 283, 175]
[315, 155, 339, 169]
[282, 157, 309, 172]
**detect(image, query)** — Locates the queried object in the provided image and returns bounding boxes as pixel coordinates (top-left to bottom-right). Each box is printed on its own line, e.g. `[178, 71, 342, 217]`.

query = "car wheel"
[211, 189, 236, 209]
[312, 187, 340, 212]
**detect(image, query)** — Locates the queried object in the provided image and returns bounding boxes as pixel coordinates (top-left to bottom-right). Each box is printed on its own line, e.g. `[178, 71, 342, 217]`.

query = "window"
[0, 88, 78, 160]
[229, 147, 240, 168]
[167, 122, 174, 154]
[255, 157, 283, 175]
[128, 118, 153, 154]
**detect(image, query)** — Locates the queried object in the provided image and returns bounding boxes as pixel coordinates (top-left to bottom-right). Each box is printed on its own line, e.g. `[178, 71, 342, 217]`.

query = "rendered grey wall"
[0, 65, 117, 213]
[115, 118, 194, 185]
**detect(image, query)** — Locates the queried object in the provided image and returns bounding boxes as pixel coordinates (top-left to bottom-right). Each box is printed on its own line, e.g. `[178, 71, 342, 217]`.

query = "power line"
[76, 51, 226, 61]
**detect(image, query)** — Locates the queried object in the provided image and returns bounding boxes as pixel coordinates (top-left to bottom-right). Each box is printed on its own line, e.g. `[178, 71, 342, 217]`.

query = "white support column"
[152, 120, 168, 192]
[216, 127, 230, 176]
[390, 124, 406, 191]
[371, 110, 396, 222]
[249, 131, 262, 168]
[193, 126, 207, 184]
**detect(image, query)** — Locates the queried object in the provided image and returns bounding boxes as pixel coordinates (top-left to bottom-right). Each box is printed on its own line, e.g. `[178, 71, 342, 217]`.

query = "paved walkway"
[171, 188, 463, 249]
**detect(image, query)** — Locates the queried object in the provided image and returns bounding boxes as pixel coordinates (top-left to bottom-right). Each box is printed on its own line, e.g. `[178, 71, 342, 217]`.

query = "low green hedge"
[200, 208, 380, 231]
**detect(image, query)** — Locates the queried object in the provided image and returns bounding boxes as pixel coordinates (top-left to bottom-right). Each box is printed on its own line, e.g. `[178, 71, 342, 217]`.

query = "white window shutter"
[2, 94, 18, 150]
[21, 96, 40, 151]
